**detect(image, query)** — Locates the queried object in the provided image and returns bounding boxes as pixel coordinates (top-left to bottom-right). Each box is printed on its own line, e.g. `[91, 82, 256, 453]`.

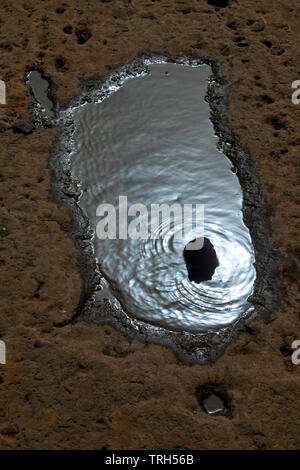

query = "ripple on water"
[69, 62, 256, 333]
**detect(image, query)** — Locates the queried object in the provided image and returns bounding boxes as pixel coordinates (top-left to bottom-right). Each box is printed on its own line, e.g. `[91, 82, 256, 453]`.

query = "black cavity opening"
[183, 237, 219, 283]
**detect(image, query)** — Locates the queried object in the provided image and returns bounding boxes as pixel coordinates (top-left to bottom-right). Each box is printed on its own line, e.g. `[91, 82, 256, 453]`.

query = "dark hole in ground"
[226, 21, 237, 30]
[76, 29, 91, 44]
[280, 344, 293, 358]
[208, 0, 229, 7]
[262, 39, 272, 48]
[11, 120, 34, 135]
[55, 56, 68, 72]
[195, 384, 231, 417]
[184, 237, 219, 283]
[63, 25, 73, 34]
[233, 36, 245, 42]
[261, 94, 274, 104]
[270, 116, 285, 130]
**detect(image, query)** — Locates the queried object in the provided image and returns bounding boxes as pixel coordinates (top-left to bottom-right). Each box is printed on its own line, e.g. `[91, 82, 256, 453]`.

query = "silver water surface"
[26, 70, 54, 119]
[70, 63, 256, 333]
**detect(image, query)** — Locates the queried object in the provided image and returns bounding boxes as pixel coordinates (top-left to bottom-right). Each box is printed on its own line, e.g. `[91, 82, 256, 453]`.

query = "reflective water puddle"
[26, 54, 275, 362]
[26, 69, 55, 120]
[68, 62, 256, 333]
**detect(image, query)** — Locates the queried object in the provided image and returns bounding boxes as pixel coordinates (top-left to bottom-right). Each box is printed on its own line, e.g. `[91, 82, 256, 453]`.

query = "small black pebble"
[184, 237, 219, 283]
[11, 120, 34, 135]
[203, 394, 225, 415]
[195, 384, 232, 417]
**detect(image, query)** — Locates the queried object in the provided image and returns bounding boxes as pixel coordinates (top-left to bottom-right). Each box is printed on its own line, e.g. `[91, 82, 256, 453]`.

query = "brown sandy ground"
[0, 0, 299, 449]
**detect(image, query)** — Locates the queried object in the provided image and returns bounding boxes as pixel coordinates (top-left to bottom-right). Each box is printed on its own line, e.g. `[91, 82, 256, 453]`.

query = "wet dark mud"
[30, 52, 283, 364]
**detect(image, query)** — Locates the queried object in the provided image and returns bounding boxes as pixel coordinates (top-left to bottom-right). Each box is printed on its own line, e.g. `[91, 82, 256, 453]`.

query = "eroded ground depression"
[44, 54, 276, 363]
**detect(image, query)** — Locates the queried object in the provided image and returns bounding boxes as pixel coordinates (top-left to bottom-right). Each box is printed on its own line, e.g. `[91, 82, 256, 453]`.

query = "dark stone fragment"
[11, 120, 34, 134]
[184, 237, 219, 283]
[195, 384, 232, 417]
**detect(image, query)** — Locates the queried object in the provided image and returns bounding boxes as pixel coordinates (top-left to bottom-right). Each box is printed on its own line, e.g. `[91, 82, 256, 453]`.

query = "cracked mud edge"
[27, 51, 285, 364]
